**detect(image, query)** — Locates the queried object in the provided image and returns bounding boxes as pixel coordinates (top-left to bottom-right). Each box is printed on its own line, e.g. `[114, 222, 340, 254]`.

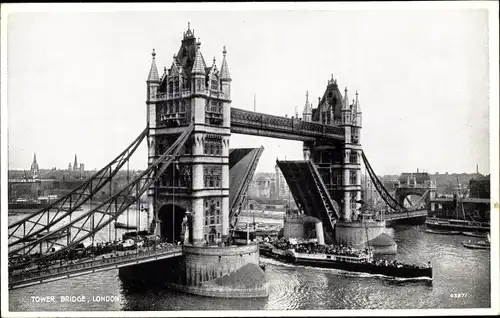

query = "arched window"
[211, 75, 219, 90]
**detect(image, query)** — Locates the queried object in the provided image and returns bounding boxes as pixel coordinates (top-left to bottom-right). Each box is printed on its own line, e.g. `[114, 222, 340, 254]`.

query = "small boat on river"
[462, 232, 488, 238]
[461, 240, 490, 250]
[425, 229, 461, 235]
[260, 242, 432, 279]
[461, 234, 490, 250]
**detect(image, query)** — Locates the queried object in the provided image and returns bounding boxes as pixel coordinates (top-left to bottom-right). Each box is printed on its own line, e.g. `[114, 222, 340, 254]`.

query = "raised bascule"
[7, 24, 429, 296]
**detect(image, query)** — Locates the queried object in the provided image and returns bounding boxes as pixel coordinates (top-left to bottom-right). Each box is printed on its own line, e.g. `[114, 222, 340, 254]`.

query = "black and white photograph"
[1, 2, 498, 316]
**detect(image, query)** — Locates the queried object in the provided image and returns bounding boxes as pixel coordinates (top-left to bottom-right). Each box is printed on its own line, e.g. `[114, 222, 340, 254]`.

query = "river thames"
[8, 209, 490, 311]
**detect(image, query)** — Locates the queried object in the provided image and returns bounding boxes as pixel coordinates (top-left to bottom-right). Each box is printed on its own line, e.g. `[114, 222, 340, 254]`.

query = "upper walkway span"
[230, 108, 345, 141]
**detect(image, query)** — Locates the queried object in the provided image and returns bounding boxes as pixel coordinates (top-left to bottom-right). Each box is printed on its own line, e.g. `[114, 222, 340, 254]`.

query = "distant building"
[255, 175, 272, 199]
[30, 153, 39, 179]
[73, 154, 78, 173]
[274, 163, 290, 201]
[398, 172, 431, 186]
[469, 175, 490, 199]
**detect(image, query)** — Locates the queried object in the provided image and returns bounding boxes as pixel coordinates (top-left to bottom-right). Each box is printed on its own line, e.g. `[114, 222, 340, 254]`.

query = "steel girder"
[9, 125, 193, 269]
[8, 128, 148, 248]
[360, 151, 408, 214]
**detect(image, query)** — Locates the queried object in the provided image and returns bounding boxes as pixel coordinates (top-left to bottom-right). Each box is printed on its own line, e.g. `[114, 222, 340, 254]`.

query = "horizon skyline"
[7, 157, 490, 177]
[5, 8, 493, 176]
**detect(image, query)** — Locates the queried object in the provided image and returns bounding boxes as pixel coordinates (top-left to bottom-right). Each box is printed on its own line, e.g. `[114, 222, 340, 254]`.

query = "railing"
[10, 245, 182, 284]
[395, 180, 437, 189]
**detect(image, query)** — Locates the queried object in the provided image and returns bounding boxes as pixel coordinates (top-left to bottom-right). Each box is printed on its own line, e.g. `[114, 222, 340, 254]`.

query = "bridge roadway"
[9, 244, 182, 290]
[381, 209, 428, 221]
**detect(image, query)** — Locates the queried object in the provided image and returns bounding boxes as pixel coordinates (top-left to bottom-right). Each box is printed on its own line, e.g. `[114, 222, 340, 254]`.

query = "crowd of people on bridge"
[9, 236, 179, 276]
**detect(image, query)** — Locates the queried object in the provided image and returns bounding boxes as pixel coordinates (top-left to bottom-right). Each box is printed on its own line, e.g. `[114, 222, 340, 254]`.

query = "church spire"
[302, 91, 312, 122]
[74, 154, 78, 172]
[147, 49, 160, 83]
[220, 46, 231, 81]
[30, 152, 39, 178]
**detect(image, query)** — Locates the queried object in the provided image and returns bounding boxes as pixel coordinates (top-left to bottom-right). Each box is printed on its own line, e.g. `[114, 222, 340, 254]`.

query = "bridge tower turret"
[146, 24, 231, 247]
[351, 91, 363, 217]
[219, 46, 232, 242]
[340, 87, 353, 221]
[146, 48, 160, 232]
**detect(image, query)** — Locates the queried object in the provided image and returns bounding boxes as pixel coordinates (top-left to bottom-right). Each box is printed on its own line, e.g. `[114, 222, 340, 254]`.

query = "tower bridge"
[8, 24, 429, 295]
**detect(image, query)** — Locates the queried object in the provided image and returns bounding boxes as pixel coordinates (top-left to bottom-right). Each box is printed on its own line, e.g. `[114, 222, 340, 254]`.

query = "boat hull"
[461, 242, 490, 250]
[9, 203, 48, 210]
[461, 232, 488, 238]
[425, 219, 490, 233]
[425, 229, 461, 235]
[260, 247, 432, 279]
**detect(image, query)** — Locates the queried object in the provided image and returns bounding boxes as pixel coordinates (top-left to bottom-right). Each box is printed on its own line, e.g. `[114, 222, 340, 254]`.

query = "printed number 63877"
[450, 293, 468, 298]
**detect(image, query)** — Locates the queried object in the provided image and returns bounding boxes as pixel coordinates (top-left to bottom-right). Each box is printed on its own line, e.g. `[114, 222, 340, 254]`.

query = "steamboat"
[260, 240, 432, 279]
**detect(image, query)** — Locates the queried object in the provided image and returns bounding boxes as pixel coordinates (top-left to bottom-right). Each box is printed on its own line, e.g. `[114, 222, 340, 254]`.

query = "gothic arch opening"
[158, 204, 187, 243]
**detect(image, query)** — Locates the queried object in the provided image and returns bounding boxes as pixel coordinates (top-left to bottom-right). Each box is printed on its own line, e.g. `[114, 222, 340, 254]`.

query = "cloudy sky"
[4, 3, 494, 175]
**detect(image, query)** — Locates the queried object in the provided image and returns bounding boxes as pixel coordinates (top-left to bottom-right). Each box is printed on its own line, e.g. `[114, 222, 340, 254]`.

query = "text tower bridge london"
[8, 24, 430, 296]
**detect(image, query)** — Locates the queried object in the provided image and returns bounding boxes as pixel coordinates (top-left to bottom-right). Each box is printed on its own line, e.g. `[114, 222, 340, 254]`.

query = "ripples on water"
[8, 215, 491, 311]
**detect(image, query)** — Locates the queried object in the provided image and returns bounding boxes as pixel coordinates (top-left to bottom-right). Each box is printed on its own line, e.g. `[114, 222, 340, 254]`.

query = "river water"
[8, 209, 491, 311]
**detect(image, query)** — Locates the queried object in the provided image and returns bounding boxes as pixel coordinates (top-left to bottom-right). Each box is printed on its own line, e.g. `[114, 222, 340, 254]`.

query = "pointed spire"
[303, 90, 312, 115]
[33, 152, 37, 164]
[147, 48, 160, 83]
[220, 45, 231, 81]
[343, 87, 350, 110]
[210, 56, 218, 72]
[191, 41, 206, 75]
[74, 154, 78, 171]
[355, 90, 361, 113]
[184, 21, 194, 39]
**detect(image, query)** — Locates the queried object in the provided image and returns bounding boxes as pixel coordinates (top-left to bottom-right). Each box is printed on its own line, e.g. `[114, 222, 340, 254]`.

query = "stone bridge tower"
[146, 24, 231, 245]
[302, 76, 363, 222]
[142, 25, 266, 298]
